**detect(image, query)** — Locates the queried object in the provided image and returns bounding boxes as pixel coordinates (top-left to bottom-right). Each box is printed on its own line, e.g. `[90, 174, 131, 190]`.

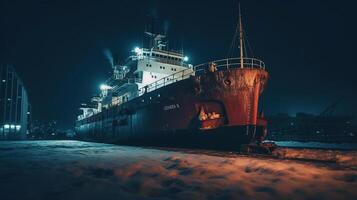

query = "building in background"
[0, 65, 31, 140]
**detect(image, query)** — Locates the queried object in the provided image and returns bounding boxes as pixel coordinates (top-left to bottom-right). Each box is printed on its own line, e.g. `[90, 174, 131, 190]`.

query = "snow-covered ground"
[0, 140, 356, 200]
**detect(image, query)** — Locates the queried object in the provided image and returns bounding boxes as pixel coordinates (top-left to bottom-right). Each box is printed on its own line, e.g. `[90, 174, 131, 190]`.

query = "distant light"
[4, 124, 10, 129]
[10, 125, 15, 129]
[100, 84, 112, 91]
[183, 56, 189, 62]
[134, 47, 142, 54]
[15, 125, 21, 130]
[2, 80, 5, 82]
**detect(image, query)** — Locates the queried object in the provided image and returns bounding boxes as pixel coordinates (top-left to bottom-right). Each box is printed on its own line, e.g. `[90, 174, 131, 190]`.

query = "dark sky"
[1, 0, 356, 129]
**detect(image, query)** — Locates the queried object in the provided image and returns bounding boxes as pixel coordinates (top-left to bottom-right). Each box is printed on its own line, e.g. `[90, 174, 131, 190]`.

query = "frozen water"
[0, 140, 356, 200]
[271, 141, 357, 150]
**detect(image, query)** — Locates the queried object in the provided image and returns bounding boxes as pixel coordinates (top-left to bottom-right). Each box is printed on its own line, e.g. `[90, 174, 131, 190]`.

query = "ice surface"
[0, 140, 356, 200]
[271, 141, 357, 150]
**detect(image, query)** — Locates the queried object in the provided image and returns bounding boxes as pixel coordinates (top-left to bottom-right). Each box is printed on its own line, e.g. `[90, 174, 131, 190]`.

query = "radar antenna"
[145, 32, 167, 50]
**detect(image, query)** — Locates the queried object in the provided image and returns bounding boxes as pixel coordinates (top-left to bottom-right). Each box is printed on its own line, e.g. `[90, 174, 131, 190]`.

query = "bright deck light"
[134, 47, 142, 54]
[100, 84, 112, 90]
[183, 56, 189, 62]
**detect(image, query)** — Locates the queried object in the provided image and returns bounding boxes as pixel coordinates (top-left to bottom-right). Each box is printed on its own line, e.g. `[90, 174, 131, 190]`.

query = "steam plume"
[102, 48, 114, 67]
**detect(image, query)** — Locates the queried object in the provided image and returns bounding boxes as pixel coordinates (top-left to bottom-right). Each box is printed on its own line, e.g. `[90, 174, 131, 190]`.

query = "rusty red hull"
[75, 68, 269, 150]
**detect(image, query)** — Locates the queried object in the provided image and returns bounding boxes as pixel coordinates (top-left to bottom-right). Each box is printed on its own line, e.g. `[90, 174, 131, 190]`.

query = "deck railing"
[138, 68, 194, 96]
[137, 57, 265, 96]
[194, 57, 265, 74]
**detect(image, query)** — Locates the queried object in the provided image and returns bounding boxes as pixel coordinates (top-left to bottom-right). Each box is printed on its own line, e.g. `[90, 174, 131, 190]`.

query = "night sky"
[1, 0, 356, 129]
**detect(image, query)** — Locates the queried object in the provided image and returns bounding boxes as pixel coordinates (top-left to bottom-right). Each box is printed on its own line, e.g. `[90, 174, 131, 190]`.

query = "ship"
[75, 8, 270, 151]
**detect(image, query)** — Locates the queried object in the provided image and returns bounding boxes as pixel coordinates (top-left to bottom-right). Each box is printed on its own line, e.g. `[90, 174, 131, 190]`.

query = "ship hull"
[79, 125, 266, 150]
[76, 67, 268, 150]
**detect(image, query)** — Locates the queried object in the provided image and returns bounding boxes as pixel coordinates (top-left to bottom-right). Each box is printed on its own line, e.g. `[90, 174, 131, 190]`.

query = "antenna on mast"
[227, 1, 251, 62]
[239, 2, 244, 68]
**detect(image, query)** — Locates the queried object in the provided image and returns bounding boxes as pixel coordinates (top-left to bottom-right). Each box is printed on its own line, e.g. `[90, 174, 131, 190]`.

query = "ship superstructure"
[78, 32, 193, 121]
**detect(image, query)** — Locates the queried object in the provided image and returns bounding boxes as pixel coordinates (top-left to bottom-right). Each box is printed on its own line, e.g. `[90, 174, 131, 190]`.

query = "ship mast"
[239, 3, 244, 68]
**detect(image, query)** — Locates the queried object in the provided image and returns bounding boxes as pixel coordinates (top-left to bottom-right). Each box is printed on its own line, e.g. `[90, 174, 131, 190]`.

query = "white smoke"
[102, 48, 114, 67]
